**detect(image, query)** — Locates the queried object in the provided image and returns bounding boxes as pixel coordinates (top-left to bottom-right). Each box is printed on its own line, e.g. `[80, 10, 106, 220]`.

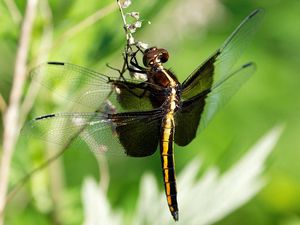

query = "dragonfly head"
[143, 47, 169, 68]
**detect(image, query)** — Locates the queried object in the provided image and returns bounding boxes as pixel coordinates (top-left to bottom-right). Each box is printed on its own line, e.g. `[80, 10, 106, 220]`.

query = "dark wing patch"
[181, 53, 217, 100]
[174, 90, 209, 146]
[114, 111, 162, 156]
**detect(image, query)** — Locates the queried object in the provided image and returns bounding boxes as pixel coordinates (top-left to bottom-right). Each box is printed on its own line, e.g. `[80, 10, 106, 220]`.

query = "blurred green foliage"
[1, 0, 300, 224]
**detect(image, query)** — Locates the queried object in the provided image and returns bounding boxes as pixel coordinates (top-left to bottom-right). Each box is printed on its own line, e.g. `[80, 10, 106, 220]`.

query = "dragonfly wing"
[175, 63, 255, 146]
[22, 109, 163, 157]
[31, 62, 163, 112]
[181, 9, 263, 100]
[174, 91, 208, 146]
[199, 62, 256, 131]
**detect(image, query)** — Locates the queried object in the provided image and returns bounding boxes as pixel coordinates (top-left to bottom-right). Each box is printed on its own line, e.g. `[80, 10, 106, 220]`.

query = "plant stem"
[0, 0, 38, 224]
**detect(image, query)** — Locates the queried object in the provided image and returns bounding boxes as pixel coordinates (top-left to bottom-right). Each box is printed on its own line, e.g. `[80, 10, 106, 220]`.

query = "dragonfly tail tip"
[172, 211, 179, 221]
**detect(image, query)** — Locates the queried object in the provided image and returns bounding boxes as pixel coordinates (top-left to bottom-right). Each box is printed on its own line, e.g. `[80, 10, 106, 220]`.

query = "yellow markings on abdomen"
[163, 168, 169, 180]
[158, 72, 179, 219]
[163, 155, 169, 169]
[165, 182, 171, 194]
[161, 113, 177, 208]
[167, 195, 172, 206]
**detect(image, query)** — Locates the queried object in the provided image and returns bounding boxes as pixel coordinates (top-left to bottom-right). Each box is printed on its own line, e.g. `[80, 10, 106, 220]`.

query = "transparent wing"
[199, 62, 256, 131]
[22, 109, 164, 157]
[31, 62, 165, 112]
[181, 9, 263, 100]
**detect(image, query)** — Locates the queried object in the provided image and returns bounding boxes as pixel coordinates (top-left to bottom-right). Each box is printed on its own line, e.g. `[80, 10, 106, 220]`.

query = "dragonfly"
[22, 9, 263, 221]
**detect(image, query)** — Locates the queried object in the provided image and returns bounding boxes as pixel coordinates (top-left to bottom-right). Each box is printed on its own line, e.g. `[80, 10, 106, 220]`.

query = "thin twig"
[0, 0, 38, 223]
[3, 146, 67, 207]
[117, 0, 134, 45]
[3, 0, 22, 24]
[20, 0, 53, 125]
[3, 121, 93, 217]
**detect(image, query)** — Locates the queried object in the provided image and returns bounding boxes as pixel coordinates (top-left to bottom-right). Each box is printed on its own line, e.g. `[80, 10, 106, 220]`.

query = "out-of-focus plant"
[0, 1, 118, 224]
[82, 126, 283, 225]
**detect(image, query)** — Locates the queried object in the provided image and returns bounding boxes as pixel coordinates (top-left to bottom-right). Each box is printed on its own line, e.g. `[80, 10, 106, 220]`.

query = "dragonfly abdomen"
[160, 115, 179, 221]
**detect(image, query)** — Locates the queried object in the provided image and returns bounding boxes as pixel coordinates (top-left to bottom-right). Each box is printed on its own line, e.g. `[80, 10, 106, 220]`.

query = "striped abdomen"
[160, 114, 178, 221]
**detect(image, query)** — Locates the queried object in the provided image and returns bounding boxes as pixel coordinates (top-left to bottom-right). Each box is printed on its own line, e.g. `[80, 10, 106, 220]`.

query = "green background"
[0, 0, 300, 224]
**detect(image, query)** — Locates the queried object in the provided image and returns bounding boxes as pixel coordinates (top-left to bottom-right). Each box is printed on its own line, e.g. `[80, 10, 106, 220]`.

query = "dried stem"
[3, 0, 22, 24]
[0, 0, 38, 224]
[117, 0, 134, 45]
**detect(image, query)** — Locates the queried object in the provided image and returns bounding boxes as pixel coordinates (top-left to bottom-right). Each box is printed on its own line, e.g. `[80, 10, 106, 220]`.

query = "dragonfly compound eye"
[158, 50, 169, 63]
